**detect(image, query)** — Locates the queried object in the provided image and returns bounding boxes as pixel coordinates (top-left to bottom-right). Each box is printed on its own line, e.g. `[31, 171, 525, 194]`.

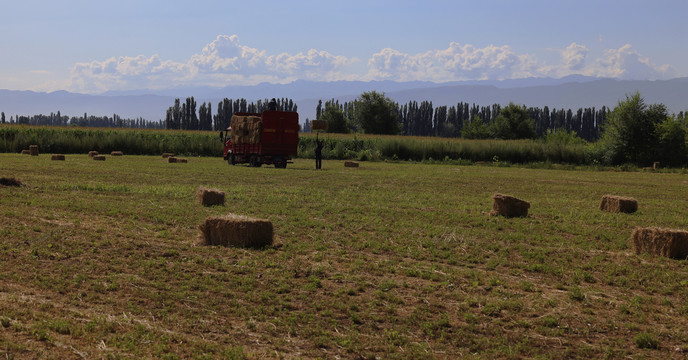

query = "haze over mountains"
[2, 76, 688, 124]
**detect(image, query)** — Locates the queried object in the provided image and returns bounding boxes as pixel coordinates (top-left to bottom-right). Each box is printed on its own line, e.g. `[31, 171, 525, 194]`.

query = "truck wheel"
[249, 155, 261, 167]
[228, 154, 235, 165]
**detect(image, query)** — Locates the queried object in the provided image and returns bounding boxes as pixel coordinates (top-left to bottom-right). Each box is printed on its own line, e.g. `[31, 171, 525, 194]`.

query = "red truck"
[220, 110, 299, 168]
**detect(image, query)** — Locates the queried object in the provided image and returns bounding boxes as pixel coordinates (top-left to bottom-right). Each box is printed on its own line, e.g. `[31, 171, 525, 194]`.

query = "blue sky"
[1, 0, 686, 93]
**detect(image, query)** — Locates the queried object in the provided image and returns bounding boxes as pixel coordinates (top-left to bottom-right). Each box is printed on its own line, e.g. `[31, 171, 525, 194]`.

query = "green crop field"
[1, 154, 687, 359]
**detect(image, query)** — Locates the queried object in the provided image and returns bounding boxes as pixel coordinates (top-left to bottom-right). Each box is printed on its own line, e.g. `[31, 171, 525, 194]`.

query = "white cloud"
[66, 36, 676, 93]
[69, 35, 355, 92]
[366, 42, 542, 81]
[594, 44, 674, 80]
[561, 42, 588, 71]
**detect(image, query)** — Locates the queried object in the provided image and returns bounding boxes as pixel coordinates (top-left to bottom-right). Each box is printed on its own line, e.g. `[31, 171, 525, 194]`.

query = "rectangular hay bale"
[88, 151, 99, 157]
[92, 155, 106, 161]
[311, 119, 328, 131]
[162, 153, 175, 158]
[230, 115, 262, 144]
[600, 194, 637, 213]
[51, 154, 65, 161]
[20, 150, 31, 155]
[199, 214, 273, 248]
[632, 227, 688, 259]
[490, 193, 530, 218]
[196, 187, 225, 206]
[344, 161, 359, 168]
[167, 157, 177, 163]
[29, 145, 39, 156]
[110, 151, 124, 156]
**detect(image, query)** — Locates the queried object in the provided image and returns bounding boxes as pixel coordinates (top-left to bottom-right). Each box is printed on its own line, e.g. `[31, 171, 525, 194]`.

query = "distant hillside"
[2, 77, 687, 124]
[0, 90, 173, 122]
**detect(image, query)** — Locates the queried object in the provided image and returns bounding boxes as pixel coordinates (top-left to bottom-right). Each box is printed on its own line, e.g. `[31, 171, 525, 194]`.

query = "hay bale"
[632, 227, 688, 259]
[196, 187, 225, 206]
[177, 158, 188, 163]
[162, 153, 175, 158]
[230, 115, 262, 144]
[311, 119, 328, 131]
[599, 194, 638, 213]
[344, 161, 359, 168]
[111, 151, 123, 156]
[0, 177, 23, 187]
[490, 193, 530, 217]
[88, 151, 99, 157]
[29, 145, 38, 156]
[92, 155, 106, 161]
[167, 157, 177, 163]
[199, 214, 273, 248]
[653, 162, 660, 170]
[20, 150, 31, 155]
[51, 154, 65, 161]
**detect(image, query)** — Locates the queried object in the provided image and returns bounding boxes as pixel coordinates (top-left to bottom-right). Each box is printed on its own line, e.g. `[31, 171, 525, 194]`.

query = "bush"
[634, 332, 659, 349]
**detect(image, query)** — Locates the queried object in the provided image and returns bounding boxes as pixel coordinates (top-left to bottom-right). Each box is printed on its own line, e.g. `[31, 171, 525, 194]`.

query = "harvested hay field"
[600, 194, 638, 213]
[199, 213, 273, 247]
[490, 193, 530, 217]
[1, 154, 688, 359]
[632, 227, 688, 259]
[195, 186, 225, 206]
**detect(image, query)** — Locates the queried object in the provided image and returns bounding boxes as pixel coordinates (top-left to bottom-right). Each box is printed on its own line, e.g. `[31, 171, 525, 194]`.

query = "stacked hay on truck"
[230, 115, 262, 144]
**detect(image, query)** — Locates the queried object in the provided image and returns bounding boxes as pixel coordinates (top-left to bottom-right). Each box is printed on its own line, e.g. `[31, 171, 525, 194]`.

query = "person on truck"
[268, 98, 277, 111]
[315, 138, 324, 170]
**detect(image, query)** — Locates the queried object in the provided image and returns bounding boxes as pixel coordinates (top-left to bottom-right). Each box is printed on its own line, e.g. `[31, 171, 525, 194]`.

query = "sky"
[1, 0, 686, 94]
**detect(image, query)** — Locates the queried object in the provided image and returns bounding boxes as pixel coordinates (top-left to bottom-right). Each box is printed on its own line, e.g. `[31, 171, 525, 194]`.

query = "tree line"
[307, 95, 610, 142]
[0, 111, 164, 129]
[164, 97, 297, 131]
[308, 91, 688, 167]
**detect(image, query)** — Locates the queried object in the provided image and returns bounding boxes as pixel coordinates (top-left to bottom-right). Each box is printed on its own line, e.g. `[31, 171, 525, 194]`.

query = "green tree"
[354, 91, 400, 134]
[491, 102, 536, 139]
[655, 117, 687, 167]
[601, 92, 669, 165]
[1, 112, 4, 124]
[462, 116, 492, 139]
[321, 103, 349, 133]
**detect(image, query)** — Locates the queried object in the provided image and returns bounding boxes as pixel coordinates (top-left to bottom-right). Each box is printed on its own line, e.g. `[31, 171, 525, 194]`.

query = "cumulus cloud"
[366, 42, 542, 81]
[561, 42, 588, 71]
[594, 44, 674, 80]
[365, 42, 674, 82]
[67, 35, 675, 92]
[69, 35, 354, 92]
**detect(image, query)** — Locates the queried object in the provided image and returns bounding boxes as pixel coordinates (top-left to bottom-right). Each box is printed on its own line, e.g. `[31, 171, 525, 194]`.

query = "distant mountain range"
[2, 76, 688, 124]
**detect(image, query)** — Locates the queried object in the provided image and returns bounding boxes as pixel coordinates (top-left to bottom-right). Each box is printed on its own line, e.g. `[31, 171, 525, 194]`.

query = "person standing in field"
[315, 138, 323, 170]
